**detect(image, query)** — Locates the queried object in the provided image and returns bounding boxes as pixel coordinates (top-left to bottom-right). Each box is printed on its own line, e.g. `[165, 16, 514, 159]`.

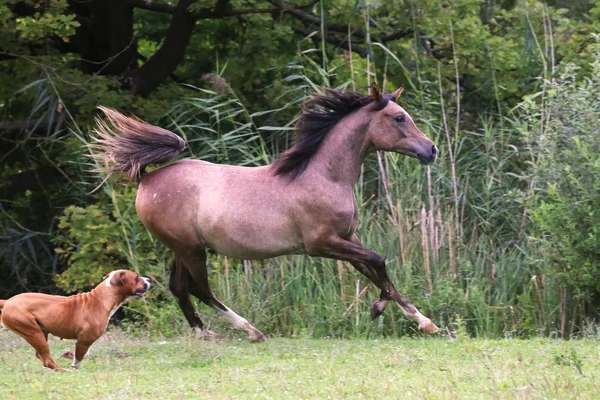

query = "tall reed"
[66, 4, 578, 339]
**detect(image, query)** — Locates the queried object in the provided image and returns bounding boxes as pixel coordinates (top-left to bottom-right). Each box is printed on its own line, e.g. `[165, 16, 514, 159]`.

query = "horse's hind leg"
[193, 287, 266, 343]
[177, 249, 266, 343]
[168, 259, 223, 340]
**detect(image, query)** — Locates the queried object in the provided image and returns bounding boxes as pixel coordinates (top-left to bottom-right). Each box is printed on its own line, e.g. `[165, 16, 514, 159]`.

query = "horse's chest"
[314, 192, 359, 237]
[344, 198, 360, 235]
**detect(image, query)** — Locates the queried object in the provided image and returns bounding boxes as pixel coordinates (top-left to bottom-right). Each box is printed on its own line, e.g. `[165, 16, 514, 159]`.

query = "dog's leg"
[24, 331, 62, 371]
[3, 314, 62, 371]
[35, 331, 49, 360]
[31, 335, 62, 370]
[71, 341, 92, 369]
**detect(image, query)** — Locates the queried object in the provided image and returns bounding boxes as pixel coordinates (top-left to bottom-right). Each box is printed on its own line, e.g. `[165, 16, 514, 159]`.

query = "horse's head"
[367, 83, 437, 165]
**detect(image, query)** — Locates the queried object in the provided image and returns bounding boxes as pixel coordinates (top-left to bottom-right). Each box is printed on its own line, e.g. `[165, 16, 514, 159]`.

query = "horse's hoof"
[248, 330, 266, 343]
[418, 320, 440, 334]
[370, 299, 387, 320]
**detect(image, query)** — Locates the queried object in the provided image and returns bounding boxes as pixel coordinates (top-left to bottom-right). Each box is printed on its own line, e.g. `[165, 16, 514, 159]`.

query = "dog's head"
[102, 270, 151, 297]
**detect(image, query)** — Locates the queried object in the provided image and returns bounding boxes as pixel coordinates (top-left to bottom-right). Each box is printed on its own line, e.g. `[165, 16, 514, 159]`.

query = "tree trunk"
[73, 0, 138, 75]
[126, 0, 198, 97]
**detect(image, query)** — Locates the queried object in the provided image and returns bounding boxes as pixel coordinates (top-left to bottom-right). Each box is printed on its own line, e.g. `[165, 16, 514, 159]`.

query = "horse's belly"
[198, 210, 304, 260]
[210, 241, 305, 260]
[203, 226, 305, 260]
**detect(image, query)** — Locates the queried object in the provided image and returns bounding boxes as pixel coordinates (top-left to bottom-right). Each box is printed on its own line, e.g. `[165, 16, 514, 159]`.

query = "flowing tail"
[91, 107, 185, 182]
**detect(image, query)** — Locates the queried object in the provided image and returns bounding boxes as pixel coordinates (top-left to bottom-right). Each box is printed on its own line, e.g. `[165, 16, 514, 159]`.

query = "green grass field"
[0, 329, 598, 399]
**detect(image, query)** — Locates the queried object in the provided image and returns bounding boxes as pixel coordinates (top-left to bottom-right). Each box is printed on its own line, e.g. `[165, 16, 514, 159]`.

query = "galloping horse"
[93, 83, 439, 341]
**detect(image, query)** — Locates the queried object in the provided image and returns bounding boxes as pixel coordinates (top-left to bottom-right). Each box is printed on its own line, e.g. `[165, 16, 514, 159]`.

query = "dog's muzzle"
[135, 277, 151, 296]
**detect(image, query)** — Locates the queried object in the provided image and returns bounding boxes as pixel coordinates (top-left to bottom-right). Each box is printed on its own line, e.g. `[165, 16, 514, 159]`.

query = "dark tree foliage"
[1, 0, 599, 310]
[0, 0, 417, 296]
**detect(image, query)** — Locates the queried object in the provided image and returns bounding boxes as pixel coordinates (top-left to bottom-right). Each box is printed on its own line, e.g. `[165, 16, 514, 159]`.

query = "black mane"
[273, 88, 391, 179]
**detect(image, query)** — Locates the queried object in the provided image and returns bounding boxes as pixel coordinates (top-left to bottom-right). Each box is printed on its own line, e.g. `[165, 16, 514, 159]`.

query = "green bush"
[528, 46, 600, 312]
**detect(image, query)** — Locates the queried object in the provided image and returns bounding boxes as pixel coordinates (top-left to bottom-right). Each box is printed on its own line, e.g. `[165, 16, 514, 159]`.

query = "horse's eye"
[394, 115, 405, 123]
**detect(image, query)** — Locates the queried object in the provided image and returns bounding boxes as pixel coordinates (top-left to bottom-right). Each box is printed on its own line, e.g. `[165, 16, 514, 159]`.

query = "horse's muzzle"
[417, 145, 438, 165]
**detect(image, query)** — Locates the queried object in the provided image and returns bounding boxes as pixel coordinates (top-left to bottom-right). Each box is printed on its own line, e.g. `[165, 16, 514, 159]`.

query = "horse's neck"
[303, 111, 372, 186]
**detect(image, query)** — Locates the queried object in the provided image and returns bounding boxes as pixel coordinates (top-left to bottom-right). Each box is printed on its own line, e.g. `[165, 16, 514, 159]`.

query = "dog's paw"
[194, 327, 227, 341]
[61, 350, 75, 359]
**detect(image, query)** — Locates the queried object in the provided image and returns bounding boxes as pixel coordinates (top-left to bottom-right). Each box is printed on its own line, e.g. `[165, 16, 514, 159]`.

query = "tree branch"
[379, 29, 413, 42]
[289, 25, 368, 58]
[124, 0, 177, 14]
[272, 0, 367, 38]
[274, 0, 412, 58]
[124, 0, 320, 96]
[125, 0, 315, 19]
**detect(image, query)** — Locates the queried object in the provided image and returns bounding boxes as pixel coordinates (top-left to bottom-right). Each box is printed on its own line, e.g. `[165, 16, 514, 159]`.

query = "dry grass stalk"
[356, 280, 360, 327]
[342, 283, 371, 318]
[426, 166, 437, 265]
[337, 260, 345, 300]
[224, 256, 231, 299]
[396, 199, 407, 267]
[420, 205, 432, 292]
[280, 257, 286, 296]
[560, 285, 566, 338]
[448, 212, 457, 283]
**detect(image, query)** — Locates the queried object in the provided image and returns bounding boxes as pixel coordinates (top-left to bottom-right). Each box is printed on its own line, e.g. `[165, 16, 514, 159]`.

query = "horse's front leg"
[308, 234, 439, 334]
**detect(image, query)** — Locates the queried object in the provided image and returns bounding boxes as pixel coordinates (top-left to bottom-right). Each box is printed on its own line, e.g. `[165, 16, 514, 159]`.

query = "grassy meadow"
[3, 3, 600, 399]
[0, 329, 599, 399]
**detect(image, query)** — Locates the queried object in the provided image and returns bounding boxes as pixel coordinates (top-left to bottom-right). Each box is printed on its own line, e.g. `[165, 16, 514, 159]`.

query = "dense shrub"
[528, 50, 600, 314]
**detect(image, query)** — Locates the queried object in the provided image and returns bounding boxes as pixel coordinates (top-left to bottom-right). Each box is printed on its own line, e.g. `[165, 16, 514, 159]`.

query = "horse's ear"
[371, 82, 382, 102]
[391, 86, 404, 102]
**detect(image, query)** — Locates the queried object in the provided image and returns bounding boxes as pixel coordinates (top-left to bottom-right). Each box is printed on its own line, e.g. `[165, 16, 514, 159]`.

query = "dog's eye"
[394, 115, 405, 123]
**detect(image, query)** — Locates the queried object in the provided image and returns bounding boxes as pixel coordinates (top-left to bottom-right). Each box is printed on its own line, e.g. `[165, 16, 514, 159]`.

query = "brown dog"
[0, 269, 150, 371]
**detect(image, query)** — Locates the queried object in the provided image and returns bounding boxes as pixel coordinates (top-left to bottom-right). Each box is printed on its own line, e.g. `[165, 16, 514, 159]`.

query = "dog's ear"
[110, 271, 125, 286]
